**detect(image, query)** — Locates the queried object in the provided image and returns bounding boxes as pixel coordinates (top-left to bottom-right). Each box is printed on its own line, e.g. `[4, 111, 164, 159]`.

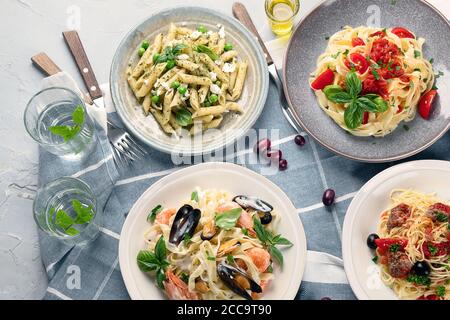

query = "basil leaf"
[191, 191, 199, 202]
[215, 208, 242, 230]
[357, 97, 379, 113]
[154, 236, 167, 262]
[253, 216, 269, 243]
[55, 209, 74, 230]
[268, 245, 284, 267]
[175, 108, 193, 127]
[345, 71, 362, 97]
[194, 44, 219, 61]
[323, 85, 352, 103]
[344, 100, 363, 130]
[72, 199, 94, 224]
[373, 96, 388, 112]
[172, 44, 187, 55]
[137, 250, 160, 272]
[362, 94, 380, 100]
[147, 205, 163, 223]
[272, 235, 293, 247]
[156, 268, 166, 290]
[72, 105, 85, 125]
[156, 54, 168, 63]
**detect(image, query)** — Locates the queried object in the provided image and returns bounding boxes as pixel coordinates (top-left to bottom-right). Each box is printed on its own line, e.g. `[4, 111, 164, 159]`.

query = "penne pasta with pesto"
[127, 23, 247, 135]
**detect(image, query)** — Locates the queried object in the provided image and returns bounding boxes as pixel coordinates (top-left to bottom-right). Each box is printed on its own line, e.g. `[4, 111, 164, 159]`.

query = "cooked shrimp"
[216, 202, 256, 236]
[244, 247, 271, 273]
[155, 208, 176, 225]
[164, 270, 199, 300]
[251, 280, 270, 299]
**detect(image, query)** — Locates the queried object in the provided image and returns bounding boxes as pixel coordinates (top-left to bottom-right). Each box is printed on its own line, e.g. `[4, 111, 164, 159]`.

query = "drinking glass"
[265, 0, 300, 37]
[33, 177, 102, 246]
[24, 87, 96, 160]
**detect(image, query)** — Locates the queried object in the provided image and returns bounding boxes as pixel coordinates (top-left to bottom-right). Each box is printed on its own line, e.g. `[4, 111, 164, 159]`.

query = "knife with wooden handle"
[232, 2, 303, 133]
[31, 52, 93, 105]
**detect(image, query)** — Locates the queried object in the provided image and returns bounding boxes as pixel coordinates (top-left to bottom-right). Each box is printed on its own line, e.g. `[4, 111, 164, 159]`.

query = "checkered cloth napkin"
[38, 1, 450, 300]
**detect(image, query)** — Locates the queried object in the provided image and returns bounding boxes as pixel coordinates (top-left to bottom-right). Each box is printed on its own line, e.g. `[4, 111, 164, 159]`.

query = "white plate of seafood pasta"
[119, 162, 306, 300]
[342, 160, 450, 300]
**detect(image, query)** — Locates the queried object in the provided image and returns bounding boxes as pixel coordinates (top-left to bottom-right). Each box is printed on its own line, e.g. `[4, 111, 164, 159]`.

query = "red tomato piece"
[362, 74, 389, 100]
[345, 53, 369, 74]
[417, 295, 439, 300]
[352, 37, 365, 47]
[375, 238, 408, 255]
[380, 60, 405, 79]
[370, 30, 386, 38]
[311, 69, 335, 90]
[422, 241, 448, 259]
[418, 90, 438, 120]
[391, 27, 415, 39]
[370, 38, 400, 65]
[362, 112, 369, 125]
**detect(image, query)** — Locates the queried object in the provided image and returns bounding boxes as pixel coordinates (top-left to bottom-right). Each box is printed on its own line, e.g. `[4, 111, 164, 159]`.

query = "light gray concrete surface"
[0, 0, 447, 300]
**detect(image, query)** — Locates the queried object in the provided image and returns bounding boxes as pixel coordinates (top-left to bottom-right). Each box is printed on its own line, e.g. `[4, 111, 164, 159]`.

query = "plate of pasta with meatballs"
[119, 162, 307, 300]
[343, 160, 450, 300]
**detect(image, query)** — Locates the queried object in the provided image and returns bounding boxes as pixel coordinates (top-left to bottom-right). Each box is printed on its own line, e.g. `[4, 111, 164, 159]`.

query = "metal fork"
[107, 120, 147, 167]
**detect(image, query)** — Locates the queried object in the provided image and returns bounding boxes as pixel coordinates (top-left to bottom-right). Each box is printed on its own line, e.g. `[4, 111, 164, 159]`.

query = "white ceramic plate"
[342, 160, 450, 300]
[119, 162, 307, 300]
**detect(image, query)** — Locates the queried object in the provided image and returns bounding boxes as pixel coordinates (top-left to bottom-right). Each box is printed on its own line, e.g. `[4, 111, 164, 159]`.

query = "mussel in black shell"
[217, 262, 262, 300]
[169, 205, 201, 245]
[233, 195, 273, 225]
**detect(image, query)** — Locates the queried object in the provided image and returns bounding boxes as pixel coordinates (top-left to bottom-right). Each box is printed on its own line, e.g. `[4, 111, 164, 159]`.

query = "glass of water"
[33, 177, 102, 246]
[24, 87, 96, 160]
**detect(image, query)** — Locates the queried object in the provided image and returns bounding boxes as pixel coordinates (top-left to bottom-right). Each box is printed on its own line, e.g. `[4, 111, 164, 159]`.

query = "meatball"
[387, 251, 412, 278]
[426, 203, 450, 222]
[387, 204, 411, 232]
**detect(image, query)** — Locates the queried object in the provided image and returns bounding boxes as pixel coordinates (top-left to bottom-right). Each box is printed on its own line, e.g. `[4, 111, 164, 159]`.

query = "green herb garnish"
[226, 254, 234, 264]
[428, 244, 438, 256]
[136, 236, 170, 289]
[414, 50, 421, 58]
[207, 256, 216, 261]
[253, 217, 293, 267]
[436, 212, 449, 223]
[180, 273, 189, 284]
[191, 191, 199, 202]
[49, 105, 84, 142]
[215, 208, 242, 230]
[407, 274, 431, 287]
[183, 234, 191, 246]
[175, 108, 193, 127]
[389, 244, 401, 252]
[436, 286, 446, 297]
[372, 256, 379, 264]
[147, 205, 163, 223]
[193, 44, 219, 61]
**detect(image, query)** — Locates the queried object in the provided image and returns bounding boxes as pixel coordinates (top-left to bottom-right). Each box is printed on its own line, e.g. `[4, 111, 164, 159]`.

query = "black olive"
[259, 212, 272, 225]
[322, 189, 335, 206]
[412, 261, 431, 277]
[367, 233, 380, 249]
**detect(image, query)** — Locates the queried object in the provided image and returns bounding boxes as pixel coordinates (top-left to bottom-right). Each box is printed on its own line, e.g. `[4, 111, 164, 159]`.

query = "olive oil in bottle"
[265, 0, 300, 36]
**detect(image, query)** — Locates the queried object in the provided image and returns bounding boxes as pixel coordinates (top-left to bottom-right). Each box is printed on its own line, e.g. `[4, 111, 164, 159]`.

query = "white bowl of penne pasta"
[110, 6, 269, 155]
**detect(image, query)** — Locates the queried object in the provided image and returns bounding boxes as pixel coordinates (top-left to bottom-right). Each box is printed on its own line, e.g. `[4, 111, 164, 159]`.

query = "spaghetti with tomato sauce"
[368, 190, 450, 300]
[310, 26, 437, 137]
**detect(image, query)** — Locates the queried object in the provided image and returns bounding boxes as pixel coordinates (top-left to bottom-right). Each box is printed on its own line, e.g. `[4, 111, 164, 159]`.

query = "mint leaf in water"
[72, 199, 94, 224]
[49, 105, 85, 142]
[55, 209, 74, 230]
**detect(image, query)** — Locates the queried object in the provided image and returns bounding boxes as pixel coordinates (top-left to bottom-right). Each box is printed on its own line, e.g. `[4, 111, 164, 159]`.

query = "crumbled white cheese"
[216, 23, 222, 28]
[207, 31, 214, 36]
[144, 79, 150, 86]
[177, 54, 190, 60]
[218, 26, 226, 39]
[215, 60, 222, 66]
[190, 31, 202, 40]
[210, 84, 221, 95]
[161, 82, 170, 90]
[222, 63, 236, 73]
[209, 72, 217, 82]
[154, 79, 161, 88]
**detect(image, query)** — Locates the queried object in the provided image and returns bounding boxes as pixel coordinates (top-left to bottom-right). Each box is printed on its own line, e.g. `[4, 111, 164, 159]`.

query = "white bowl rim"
[118, 162, 307, 300]
[342, 160, 450, 300]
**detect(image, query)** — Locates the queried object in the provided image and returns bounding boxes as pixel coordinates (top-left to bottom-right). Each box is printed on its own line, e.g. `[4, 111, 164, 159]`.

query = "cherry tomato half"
[311, 69, 335, 90]
[362, 112, 369, 125]
[418, 90, 438, 120]
[345, 53, 369, 74]
[352, 37, 365, 47]
[391, 27, 415, 39]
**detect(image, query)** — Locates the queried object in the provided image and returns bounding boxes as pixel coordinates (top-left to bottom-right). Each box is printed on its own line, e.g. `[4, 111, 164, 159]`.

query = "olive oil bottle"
[265, 0, 300, 36]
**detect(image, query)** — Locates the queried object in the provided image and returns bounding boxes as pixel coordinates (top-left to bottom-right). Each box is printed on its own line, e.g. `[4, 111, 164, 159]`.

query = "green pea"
[224, 43, 233, 51]
[203, 100, 211, 108]
[153, 53, 160, 63]
[215, 80, 222, 86]
[171, 81, 181, 89]
[141, 40, 150, 50]
[209, 94, 218, 104]
[138, 47, 146, 57]
[151, 96, 160, 104]
[197, 25, 208, 33]
[178, 86, 187, 95]
[166, 60, 175, 69]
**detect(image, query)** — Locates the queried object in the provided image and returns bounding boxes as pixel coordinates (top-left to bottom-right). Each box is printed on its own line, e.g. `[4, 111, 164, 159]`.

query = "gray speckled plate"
[110, 7, 269, 156]
[283, 0, 450, 163]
